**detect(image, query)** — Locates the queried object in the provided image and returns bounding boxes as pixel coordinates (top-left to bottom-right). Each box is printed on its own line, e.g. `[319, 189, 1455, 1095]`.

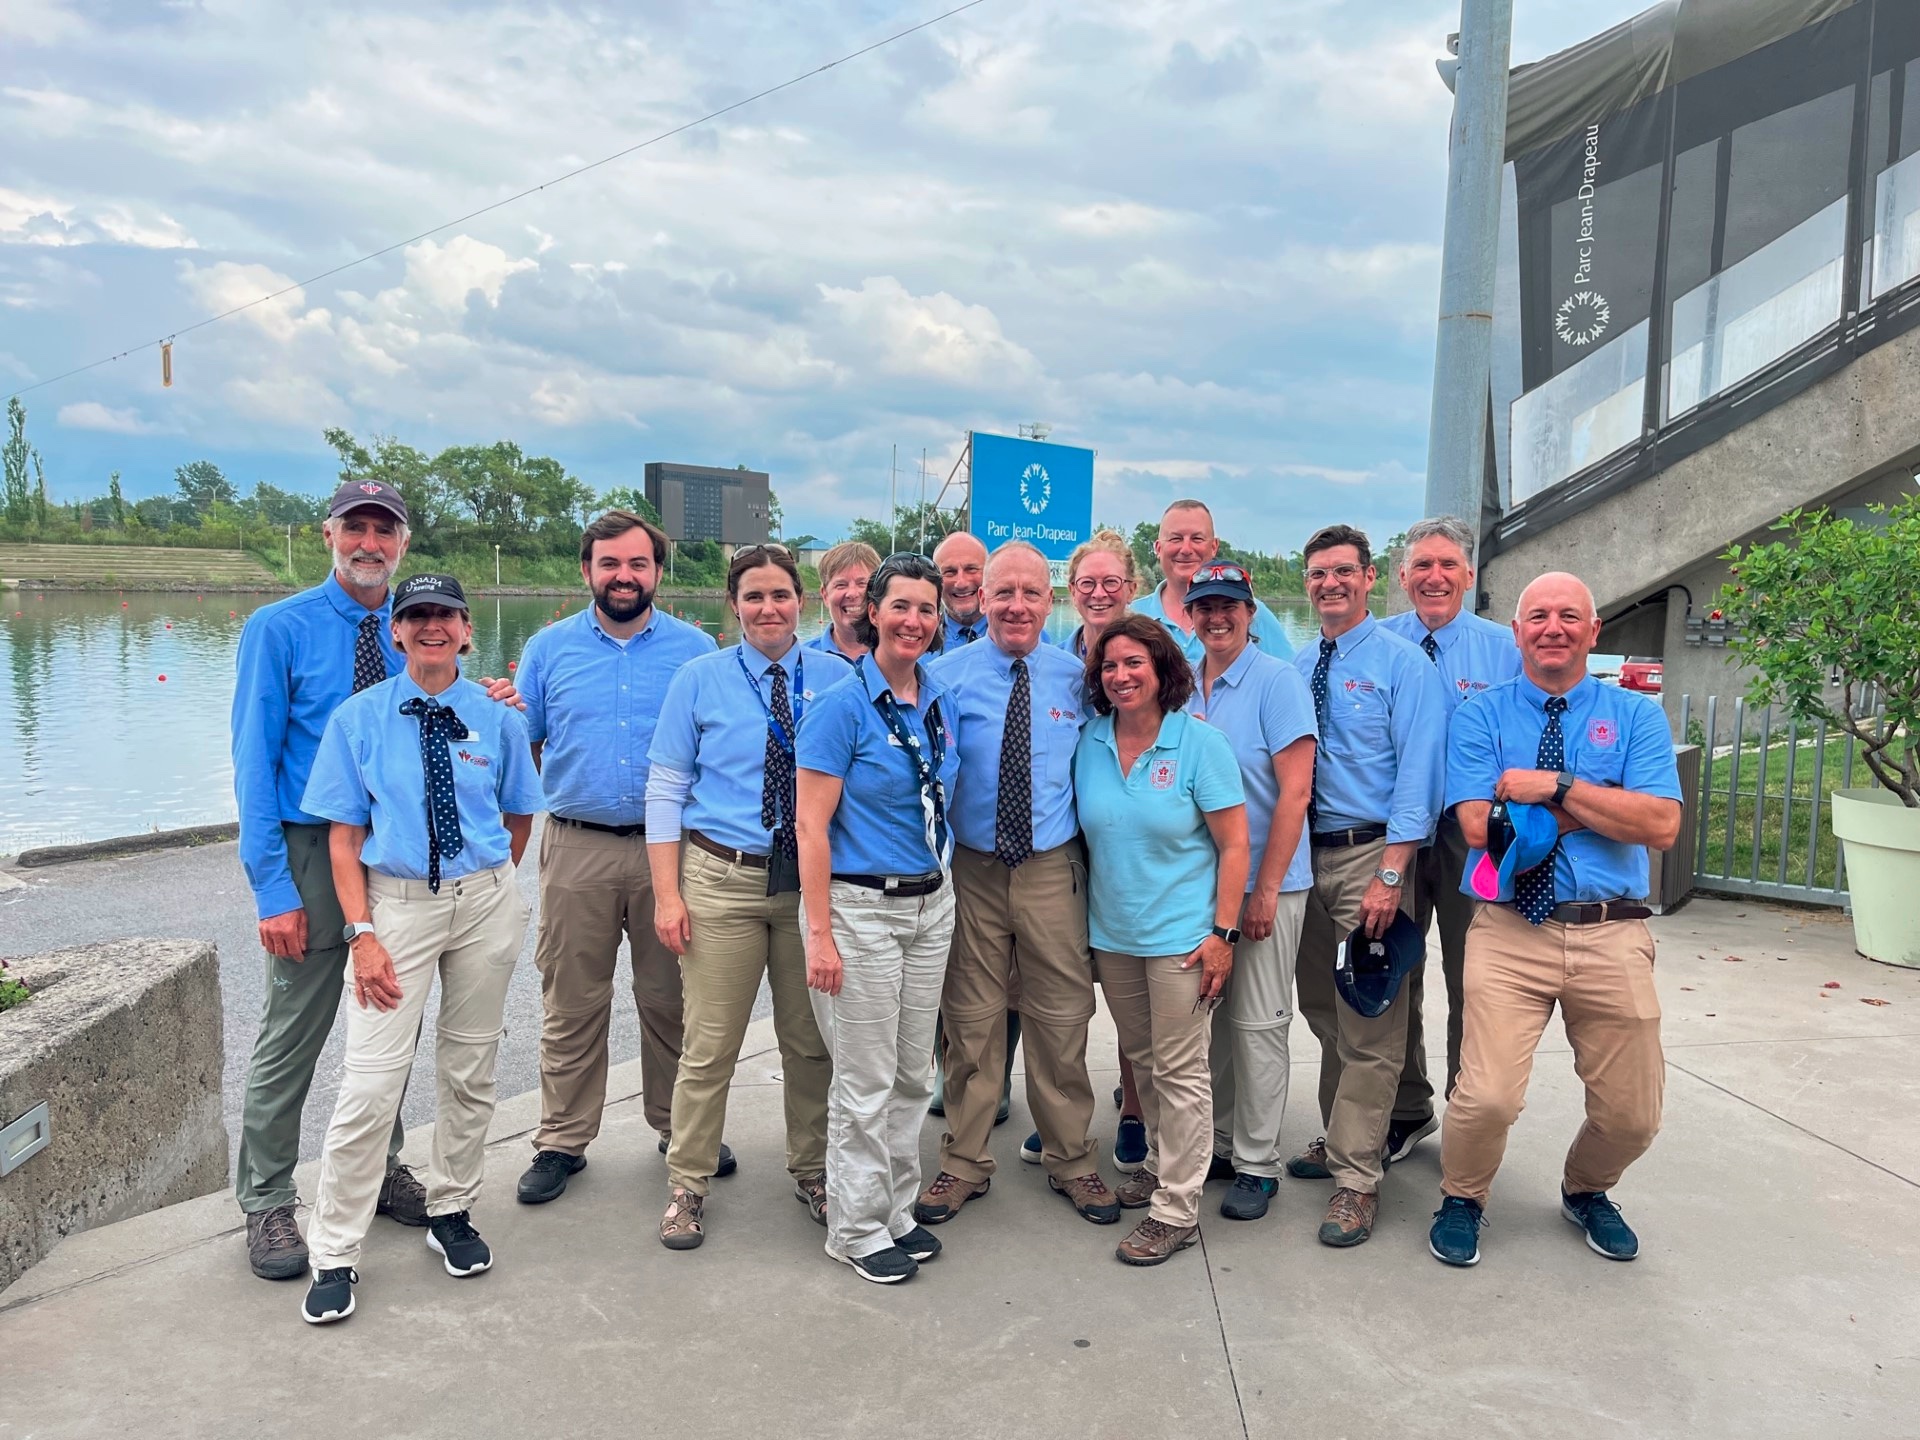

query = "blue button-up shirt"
[804, 629, 863, 662]
[514, 606, 716, 825]
[231, 573, 403, 919]
[1187, 646, 1317, 894]
[1448, 674, 1682, 903]
[1134, 583, 1296, 664]
[1291, 614, 1445, 844]
[301, 673, 544, 882]
[797, 659, 960, 876]
[648, 640, 853, 854]
[928, 638, 1088, 856]
[942, 613, 987, 651]
[1380, 607, 1522, 718]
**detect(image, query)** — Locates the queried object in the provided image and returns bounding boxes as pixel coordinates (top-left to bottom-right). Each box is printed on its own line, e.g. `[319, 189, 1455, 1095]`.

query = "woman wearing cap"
[1184, 561, 1316, 1223]
[645, 546, 851, 1250]
[796, 553, 960, 1285]
[296, 574, 543, 1325]
[1073, 613, 1248, 1265]
[805, 540, 880, 662]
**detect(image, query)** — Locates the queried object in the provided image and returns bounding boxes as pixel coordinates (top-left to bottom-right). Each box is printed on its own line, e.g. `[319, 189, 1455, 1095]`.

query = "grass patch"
[1696, 729, 1863, 887]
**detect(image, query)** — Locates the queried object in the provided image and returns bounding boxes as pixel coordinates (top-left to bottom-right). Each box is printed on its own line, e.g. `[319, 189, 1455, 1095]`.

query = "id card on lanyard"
[861, 657, 951, 869]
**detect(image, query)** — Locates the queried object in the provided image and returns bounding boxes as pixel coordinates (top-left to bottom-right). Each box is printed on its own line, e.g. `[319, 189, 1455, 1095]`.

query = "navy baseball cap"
[1469, 800, 1559, 903]
[1184, 561, 1255, 607]
[328, 478, 410, 525]
[391, 572, 469, 617]
[1334, 911, 1424, 1018]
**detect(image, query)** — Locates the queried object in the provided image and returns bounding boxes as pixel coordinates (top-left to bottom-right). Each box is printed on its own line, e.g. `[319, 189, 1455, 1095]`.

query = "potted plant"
[1720, 494, 1920, 966]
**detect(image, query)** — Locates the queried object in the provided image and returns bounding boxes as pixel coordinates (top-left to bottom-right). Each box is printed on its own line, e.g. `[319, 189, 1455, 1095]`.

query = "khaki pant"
[1440, 903, 1664, 1205]
[1396, 815, 1476, 1122]
[532, 821, 684, 1151]
[939, 842, 1099, 1184]
[1296, 838, 1413, 1194]
[1096, 950, 1211, 1228]
[307, 864, 526, 1269]
[1211, 889, 1308, 1177]
[665, 846, 831, 1195]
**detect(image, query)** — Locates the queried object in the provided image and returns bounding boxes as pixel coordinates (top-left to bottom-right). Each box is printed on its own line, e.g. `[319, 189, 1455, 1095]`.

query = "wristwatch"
[1374, 866, 1404, 888]
[1211, 924, 1242, 946]
[1554, 770, 1576, 806]
[343, 921, 378, 946]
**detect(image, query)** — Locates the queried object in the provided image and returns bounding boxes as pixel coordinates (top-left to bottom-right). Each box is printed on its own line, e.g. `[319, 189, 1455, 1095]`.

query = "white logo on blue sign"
[1020, 462, 1051, 516]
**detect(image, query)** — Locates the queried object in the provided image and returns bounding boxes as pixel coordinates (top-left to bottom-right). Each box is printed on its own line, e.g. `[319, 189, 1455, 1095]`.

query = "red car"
[1618, 658, 1663, 693]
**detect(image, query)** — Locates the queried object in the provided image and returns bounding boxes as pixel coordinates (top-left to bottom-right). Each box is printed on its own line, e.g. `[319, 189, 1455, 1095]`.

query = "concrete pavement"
[3, 896, 1918, 1439]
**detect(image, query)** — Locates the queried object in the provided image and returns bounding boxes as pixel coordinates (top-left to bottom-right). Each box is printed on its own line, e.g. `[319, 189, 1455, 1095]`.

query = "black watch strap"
[1554, 770, 1575, 806]
[1211, 923, 1241, 946]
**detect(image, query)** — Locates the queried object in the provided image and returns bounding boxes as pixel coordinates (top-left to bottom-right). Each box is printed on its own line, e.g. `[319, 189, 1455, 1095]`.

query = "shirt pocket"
[446, 735, 502, 819]
[1570, 734, 1627, 789]
[1329, 688, 1390, 761]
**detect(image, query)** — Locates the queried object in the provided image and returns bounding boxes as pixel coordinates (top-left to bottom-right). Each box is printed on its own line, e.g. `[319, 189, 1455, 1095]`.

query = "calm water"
[1, 587, 1319, 852]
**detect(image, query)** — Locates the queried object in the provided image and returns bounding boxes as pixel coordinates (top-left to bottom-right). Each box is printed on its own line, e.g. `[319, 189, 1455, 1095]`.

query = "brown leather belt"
[687, 829, 770, 870]
[1549, 901, 1653, 925]
[1310, 825, 1387, 849]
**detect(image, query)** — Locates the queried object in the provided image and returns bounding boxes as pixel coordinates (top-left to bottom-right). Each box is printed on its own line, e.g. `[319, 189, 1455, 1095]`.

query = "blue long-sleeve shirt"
[1379, 607, 1522, 718]
[231, 573, 401, 919]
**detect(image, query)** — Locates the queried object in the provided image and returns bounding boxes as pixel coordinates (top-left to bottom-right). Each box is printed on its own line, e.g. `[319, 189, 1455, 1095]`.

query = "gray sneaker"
[246, 1204, 308, 1280]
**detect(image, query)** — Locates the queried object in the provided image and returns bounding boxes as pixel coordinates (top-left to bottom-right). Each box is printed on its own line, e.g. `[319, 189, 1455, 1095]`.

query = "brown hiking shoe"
[660, 1187, 705, 1251]
[246, 1204, 308, 1280]
[1116, 1216, 1199, 1266]
[1114, 1169, 1159, 1209]
[1318, 1187, 1378, 1247]
[1285, 1137, 1332, 1180]
[913, 1171, 989, 1225]
[376, 1163, 430, 1227]
[1049, 1171, 1123, 1225]
[794, 1171, 828, 1227]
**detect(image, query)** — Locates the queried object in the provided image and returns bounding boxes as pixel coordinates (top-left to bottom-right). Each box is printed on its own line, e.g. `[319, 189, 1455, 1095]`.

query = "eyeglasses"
[1306, 564, 1366, 583]
[1072, 576, 1126, 595]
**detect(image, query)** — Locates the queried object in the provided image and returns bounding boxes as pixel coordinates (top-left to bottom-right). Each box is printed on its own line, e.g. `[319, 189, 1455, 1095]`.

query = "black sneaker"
[1429, 1195, 1486, 1267]
[1220, 1173, 1278, 1221]
[832, 1244, 919, 1284]
[657, 1135, 737, 1178]
[301, 1266, 357, 1324]
[246, 1204, 309, 1281]
[426, 1211, 493, 1276]
[1206, 1152, 1237, 1182]
[892, 1224, 943, 1262]
[1385, 1114, 1439, 1167]
[376, 1163, 429, 1226]
[1562, 1189, 1639, 1260]
[517, 1149, 586, 1204]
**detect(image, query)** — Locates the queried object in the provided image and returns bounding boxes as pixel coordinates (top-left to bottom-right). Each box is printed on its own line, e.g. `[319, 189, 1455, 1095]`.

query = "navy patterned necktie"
[1421, 631, 1440, 664]
[956, 623, 979, 645]
[994, 657, 1034, 868]
[353, 612, 386, 693]
[760, 663, 799, 862]
[1516, 695, 1568, 925]
[399, 697, 468, 893]
[1307, 636, 1335, 827]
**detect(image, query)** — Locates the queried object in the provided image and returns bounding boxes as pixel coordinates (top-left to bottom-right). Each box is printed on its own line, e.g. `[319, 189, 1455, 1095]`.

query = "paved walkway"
[3, 896, 1917, 1439]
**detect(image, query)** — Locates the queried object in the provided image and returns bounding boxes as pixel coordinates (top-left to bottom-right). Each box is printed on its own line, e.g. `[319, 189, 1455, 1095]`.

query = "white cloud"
[178, 260, 328, 343]
[817, 276, 1039, 387]
[0, 186, 196, 249]
[56, 401, 157, 433]
[401, 236, 538, 313]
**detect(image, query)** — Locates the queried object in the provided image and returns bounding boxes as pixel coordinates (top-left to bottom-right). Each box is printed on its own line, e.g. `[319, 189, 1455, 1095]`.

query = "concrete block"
[0, 940, 227, 1295]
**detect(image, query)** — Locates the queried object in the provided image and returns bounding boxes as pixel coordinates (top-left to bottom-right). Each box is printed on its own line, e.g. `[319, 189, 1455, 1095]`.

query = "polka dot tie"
[994, 657, 1034, 869]
[1421, 631, 1440, 664]
[1516, 695, 1568, 926]
[353, 612, 386, 693]
[760, 663, 799, 863]
[956, 624, 979, 645]
[1307, 636, 1335, 828]
[399, 697, 468, 894]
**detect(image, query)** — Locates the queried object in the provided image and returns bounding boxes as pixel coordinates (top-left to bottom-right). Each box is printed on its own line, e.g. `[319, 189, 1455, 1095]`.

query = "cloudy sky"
[3, 0, 1647, 553]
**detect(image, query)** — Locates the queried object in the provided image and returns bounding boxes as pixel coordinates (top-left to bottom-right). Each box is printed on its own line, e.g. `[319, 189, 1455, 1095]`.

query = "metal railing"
[1677, 693, 1882, 907]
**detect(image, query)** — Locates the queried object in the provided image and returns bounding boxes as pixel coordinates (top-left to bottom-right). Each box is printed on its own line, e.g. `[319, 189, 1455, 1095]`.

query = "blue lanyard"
[858, 656, 949, 862]
[735, 642, 805, 753]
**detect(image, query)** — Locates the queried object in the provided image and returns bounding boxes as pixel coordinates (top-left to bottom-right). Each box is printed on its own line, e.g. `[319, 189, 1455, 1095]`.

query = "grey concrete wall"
[0, 940, 226, 1295]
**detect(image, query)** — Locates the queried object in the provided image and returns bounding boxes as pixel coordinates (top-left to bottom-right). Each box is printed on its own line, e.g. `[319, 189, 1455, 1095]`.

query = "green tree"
[769, 489, 784, 539]
[434, 441, 593, 550]
[108, 470, 126, 528]
[174, 459, 237, 518]
[596, 485, 662, 526]
[786, 532, 820, 553]
[247, 480, 326, 526]
[2, 398, 29, 526]
[325, 428, 444, 536]
[846, 502, 964, 556]
[31, 450, 49, 529]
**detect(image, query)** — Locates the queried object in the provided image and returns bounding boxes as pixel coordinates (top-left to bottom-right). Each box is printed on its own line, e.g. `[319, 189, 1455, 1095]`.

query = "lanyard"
[735, 642, 805, 753]
[859, 656, 950, 866]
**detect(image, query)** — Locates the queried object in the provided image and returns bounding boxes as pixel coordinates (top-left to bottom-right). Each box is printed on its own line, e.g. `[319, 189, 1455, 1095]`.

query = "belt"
[1546, 901, 1652, 926]
[551, 815, 645, 838]
[687, 829, 770, 869]
[832, 871, 944, 897]
[1310, 825, 1387, 849]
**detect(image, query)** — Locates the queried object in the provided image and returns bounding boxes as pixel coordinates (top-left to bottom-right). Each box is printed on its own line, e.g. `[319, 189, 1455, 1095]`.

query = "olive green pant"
[235, 823, 408, 1214]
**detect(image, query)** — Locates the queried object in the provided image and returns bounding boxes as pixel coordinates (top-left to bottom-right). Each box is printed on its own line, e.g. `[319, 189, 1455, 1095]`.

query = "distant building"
[644, 463, 771, 547]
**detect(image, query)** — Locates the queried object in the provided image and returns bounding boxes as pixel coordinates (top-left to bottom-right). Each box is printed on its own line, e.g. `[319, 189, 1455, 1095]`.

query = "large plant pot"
[1831, 788, 1920, 969]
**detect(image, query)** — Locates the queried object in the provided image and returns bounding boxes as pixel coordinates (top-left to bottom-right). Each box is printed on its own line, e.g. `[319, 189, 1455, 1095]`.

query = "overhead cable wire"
[12, 0, 994, 399]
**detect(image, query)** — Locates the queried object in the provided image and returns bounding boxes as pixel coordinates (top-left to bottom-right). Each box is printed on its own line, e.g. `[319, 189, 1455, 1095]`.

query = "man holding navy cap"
[1429, 571, 1681, 1268]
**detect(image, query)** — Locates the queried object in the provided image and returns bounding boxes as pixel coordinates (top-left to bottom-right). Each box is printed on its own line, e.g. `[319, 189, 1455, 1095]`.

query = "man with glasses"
[1286, 524, 1445, 1249]
[934, 531, 990, 649]
[1135, 499, 1293, 664]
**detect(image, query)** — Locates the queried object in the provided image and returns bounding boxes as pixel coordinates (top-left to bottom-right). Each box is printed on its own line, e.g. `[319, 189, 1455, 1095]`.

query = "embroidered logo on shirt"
[1150, 759, 1177, 790]
[1343, 678, 1377, 694]
[1457, 677, 1488, 692]
[454, 749, 491, 768]
[1047, 707, 1078, 723]
[1587, 718, 1618, 748]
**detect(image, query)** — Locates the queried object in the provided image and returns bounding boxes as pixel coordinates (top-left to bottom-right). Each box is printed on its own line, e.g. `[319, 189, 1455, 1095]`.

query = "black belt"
[551, 814, 645, 838]
[1311, 825, 1387, 849]
[832, 871, 944, 897]
[1544, 901, 1652, 926]
[687, 829, 770, 869]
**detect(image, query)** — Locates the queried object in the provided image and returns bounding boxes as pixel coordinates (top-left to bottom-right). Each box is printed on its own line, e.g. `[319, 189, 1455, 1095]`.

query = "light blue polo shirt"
[514, 605, 716, 826]
[302, 672, 544, 882]
[1448, 674, 1682, 903]
[1135, 583, 1296, 664]
[797, 658, 960, 876]
[1380, 607, 1522, 717]
[929, 637, 1087, 855]
[942, 612, 987, 651]
[648, 639, 854, 854]
[1291, 614, 1446, 845]
[1073, 710, 1245, 956]
[1187, 645, 1316, 894]
[804, 629, 863, 662]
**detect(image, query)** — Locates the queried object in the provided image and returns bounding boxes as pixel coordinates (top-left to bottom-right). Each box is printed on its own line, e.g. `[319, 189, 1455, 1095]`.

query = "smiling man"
[1135, 500, 1294, 665]
[934, 531, 990, 649]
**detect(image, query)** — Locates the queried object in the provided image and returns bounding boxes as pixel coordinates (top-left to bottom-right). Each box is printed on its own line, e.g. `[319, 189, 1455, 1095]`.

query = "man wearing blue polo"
[935, 530, 989, 650]
[1287, 523, 1445, 1249]
[1379, 516, 1522, 1162]
[1133, 499, 1294, 665]
[914, 542, 1120, 1230]
[512, 510, 719, 1206]
[1429, 572, 1681, 1268]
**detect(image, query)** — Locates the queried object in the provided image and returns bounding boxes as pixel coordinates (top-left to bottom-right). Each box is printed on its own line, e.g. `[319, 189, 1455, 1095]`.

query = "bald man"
[1135, 500, 1293, 664]
[934, 532, 990, 649]
[1427, 572, 1681, 1269]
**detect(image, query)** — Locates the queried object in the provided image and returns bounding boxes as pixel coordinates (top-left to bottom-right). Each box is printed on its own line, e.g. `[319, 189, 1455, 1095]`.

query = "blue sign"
[969, 432, 1094, 584]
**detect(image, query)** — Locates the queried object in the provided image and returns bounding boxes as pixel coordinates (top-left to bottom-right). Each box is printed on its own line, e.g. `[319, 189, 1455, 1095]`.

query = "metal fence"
[1676, 693, 1882, 907]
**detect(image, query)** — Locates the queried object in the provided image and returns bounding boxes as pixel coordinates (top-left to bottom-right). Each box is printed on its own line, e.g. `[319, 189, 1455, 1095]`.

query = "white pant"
[804, 879, 955, 1262]
[1211, 890, 1308, 1178]
[307, 864, 527, 1269]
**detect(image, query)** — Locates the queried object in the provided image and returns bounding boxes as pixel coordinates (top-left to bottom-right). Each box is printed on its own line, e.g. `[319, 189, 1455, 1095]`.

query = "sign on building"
[968, 432, 1094, 586]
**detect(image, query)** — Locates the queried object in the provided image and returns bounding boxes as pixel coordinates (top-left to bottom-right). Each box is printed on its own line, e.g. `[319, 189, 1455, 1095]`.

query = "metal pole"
[495, 544, 501, 586]
[917, 448, 928, 552]
[889, 444, 898, 553]
[286, 523, 292, 577]
[1423, 0, 1514, 547]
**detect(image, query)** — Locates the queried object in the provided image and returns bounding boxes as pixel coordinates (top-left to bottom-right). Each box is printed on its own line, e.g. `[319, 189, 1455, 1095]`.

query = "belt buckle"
[883, 875, 900, 893]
